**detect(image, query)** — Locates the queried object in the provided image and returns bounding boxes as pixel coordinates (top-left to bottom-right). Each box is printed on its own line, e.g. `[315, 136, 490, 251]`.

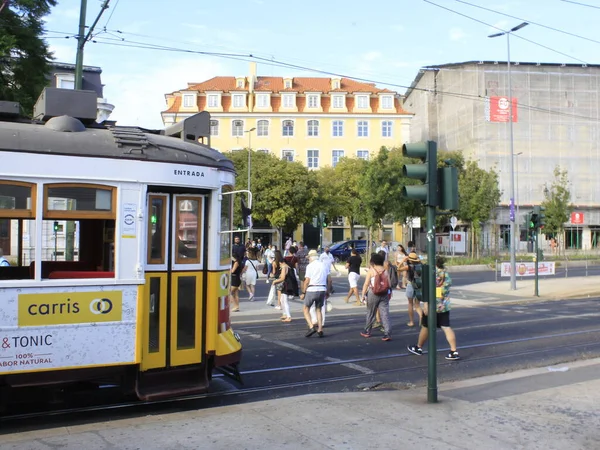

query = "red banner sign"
[486, 96, 518, 122]
[571, 212, 584, 224]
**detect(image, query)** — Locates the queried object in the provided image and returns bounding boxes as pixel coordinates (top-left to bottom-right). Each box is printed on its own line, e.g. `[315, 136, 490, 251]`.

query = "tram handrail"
[220, 189, 252, 234]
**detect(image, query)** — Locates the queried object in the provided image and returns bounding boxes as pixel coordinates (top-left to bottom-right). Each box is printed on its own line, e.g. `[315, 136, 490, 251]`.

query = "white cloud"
[449, 27, 468, 42]
[101, 57, 227, 129]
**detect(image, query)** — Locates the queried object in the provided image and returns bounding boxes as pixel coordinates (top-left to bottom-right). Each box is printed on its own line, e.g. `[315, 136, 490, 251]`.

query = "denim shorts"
[406, 283, 415, 299]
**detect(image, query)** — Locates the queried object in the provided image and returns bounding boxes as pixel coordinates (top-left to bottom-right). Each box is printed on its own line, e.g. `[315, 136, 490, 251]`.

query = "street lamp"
[489, 21, 529, 291]
[244, 127, 256, 239]
[515, 151, 523, 252]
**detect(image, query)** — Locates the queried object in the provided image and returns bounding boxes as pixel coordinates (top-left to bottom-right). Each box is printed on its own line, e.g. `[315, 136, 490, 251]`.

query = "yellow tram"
[0, 88, 242, 404]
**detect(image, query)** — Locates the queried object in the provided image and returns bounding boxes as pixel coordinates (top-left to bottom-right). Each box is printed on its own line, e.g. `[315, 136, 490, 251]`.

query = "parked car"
[328, 239, 369, 262]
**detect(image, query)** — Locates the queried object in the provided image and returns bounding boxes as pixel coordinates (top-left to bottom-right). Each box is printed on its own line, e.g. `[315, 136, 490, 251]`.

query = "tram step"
[135, 366, 209, 401]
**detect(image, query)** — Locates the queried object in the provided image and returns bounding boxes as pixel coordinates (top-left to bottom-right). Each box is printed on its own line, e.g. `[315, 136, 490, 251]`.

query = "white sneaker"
[266, 279, 270, 283]
[275, 306, 281, 310]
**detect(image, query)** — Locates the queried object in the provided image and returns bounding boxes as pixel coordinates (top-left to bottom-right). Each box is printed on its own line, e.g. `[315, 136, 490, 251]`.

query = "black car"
[328, 240, 368, 262]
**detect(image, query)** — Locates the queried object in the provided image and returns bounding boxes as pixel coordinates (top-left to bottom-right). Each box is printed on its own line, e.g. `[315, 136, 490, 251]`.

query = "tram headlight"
[233, 331, 241, 342]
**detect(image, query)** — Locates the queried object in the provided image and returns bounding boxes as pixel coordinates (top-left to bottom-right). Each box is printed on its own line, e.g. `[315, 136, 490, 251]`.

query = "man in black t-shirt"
[232, 236, 246, 263]
[344, 249, 363, 304]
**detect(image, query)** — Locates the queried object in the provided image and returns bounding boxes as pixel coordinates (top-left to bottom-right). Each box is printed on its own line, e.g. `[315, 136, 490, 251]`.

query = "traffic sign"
[450, 216, 458, 230]
[571, 212, 584, 224]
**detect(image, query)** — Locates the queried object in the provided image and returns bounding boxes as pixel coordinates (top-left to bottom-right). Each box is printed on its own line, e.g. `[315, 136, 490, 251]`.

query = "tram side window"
[220, 185, 233, 266]
[0, 181, 35, 280]
[40, 184, 116, 280]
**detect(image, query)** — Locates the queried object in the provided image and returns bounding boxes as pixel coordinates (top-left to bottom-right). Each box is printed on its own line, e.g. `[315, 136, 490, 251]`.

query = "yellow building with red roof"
[162, 63, 413, 168]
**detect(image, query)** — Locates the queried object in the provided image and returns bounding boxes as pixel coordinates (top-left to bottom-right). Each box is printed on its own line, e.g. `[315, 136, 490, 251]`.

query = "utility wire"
[103, 0, 120, 29]
[422, 0, 589, 64]
[455, 0, 600, 45]
[561, 0, 600, 10]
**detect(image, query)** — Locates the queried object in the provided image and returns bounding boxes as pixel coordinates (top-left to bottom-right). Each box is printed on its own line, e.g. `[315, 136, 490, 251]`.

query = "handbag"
[262, 264, 268, 275]
[266, 284, 276, 306]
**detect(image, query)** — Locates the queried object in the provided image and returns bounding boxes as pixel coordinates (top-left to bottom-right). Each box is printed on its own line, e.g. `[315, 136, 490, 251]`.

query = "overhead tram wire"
[422, 0, 590, 65]
[87, 35, 600, 124]
[102, 0, 120, 30]
[560, 0, 600, 10]
[455, 0, 600, 46]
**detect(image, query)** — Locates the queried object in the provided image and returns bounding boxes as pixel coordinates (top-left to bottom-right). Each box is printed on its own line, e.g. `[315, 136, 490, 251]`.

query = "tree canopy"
[541, 166, 572, 238]
[0, 0, 56, 115]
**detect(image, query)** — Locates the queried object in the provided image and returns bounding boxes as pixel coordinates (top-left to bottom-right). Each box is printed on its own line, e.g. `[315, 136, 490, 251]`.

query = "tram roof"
[0, 117, 235, 173]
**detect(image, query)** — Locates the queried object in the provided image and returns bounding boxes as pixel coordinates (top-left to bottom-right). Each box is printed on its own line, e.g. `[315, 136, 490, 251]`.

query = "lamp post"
[515, 151, 523, 253]
[489, 21, 529, 291]
[244, 127, 256, 239]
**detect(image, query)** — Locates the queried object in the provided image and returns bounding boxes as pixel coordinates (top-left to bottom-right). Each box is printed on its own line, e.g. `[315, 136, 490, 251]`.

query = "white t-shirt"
[376, 246, 389, 259]
[305, 260, 328, 292]
[319, 252, 334, 275]
[264, 248, 275, 263]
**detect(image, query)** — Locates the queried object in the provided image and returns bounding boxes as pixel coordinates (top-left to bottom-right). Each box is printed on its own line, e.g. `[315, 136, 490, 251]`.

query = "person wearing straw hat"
[300, 250, 327, 337]
[398, 251, 423, 327]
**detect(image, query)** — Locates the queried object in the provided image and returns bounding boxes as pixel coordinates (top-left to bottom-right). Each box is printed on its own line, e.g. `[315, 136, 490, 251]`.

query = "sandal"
[407, 322, 415, 327]
[232, 308, 240, 312]
[281, 317, 292, 322]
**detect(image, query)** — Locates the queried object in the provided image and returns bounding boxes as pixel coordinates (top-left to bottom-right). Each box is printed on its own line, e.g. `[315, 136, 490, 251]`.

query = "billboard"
[486, 96, 518, 122]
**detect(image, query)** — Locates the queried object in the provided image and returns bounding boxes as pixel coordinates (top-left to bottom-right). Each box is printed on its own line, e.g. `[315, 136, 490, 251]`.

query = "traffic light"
[411, 262, 429, 302]
[533, 205, 546, 230]
[53, 221, 59, 232]
[322, 215, 328, 228]
[526, 213, 534, 230]
[438, 166, 459, 211]
[241, 197, 252, 228]
[402, 141, 438, 206]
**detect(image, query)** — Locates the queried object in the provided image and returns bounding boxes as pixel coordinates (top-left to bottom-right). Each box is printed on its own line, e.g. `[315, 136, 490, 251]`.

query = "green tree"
[227, 149, 320, 232]
[457, 161, 501, 258]
[541, 166, 572, 252]
[0, 0, 56, 115]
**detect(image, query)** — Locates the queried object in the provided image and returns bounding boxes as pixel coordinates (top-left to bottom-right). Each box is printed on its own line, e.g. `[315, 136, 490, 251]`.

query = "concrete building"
[404, 61, 600, 251]
[162, 63, 413, 247]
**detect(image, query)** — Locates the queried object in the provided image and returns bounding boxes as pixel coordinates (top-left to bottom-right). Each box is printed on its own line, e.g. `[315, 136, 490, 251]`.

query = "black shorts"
[421, 311, 450, 328]
[231, 274, 241, 288]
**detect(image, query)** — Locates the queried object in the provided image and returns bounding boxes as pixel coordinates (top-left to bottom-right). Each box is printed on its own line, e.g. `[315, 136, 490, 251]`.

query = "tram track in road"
[2, 326, 600, 427]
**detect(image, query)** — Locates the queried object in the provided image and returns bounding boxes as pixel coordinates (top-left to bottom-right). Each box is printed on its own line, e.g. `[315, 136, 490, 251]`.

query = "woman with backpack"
[272, 250, 293, 322]
[359, 252, 392, 341]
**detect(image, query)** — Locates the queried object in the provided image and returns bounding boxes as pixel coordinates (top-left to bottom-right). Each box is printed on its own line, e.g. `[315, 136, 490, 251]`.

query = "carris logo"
[90, 298, 113, 315]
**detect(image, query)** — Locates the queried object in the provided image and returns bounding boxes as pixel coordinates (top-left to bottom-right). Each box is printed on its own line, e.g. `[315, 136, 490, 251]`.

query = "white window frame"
[282, 120, 294, 137]
[307, 149, 319, 169]
[257, 148, 270, 154]
[357, 150, 369, 160]
[307, 94, 319, 108]
[357, 95, 369, 109]
[282, 149, 294, 162]
[332, 150, 344, 167]
[210, 119, 219, 136]
[183, 94, 195, 108]
[307, 119, 319, 137]
[358, 120, 369, 137]
[284, 79, 292, 89]
[381, 95, 393, 109]
[257, 119, 269, 137]
[236, 79, 244, 88]
[332, 95, 344, 109]
[332, 120, 344, 137]
[256, 93, 270, 108]
[56, 73, 75, 90]
[382, 120, 393, 138]
[232, 94, 245, 108]
[232, 120, 244, 137]
[282, 94, 295, 108]
[207, 94, 219, 108]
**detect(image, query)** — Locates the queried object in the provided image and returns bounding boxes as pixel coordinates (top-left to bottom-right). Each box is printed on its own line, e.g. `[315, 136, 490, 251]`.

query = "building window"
[307, 94, 319, 108]
[207, 94, 219, 107]
[210, 120, 219, 136]
[232, 120, 244, 137]
[284, 79, 292, 89]
[282, 94, 294, 108]
[332, 120, 344, 137]
[358, 120, 369, 137]
[357, 150, 369, 160]
[357, 95, 369, 109]
[307, 120, 319, 137]
[382, 121, 393, 137]
[332, 150, 344, 167]
[257, 120, 269, 137]
[256, 94, 269, 108]
[332, 95, 344, 108]
[232, 94, 244, 108]
[333, 80, 340, 89]
[282, 120, 294, 137]
[257, 149, 270, 154]
[183, 94, 195, 108]
[382, 96, 393, 109]
[237, 79, 244, 88]
[307, 150, 319, 169]
[56, 73, 75, 90]
[282, 150, 294, 162]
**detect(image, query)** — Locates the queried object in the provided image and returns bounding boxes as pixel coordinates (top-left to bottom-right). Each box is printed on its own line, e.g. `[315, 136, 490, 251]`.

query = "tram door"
[142, 193, 206, 370]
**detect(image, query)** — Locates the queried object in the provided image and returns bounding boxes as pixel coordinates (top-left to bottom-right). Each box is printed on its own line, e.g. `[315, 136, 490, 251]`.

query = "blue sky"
[45, 0, 600, 128]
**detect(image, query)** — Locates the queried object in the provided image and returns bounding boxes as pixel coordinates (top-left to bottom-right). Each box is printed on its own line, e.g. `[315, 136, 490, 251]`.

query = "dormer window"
[332, 95, 344, 109]
[282, 94, 295, 108]
[207, 94, 219, 107]
[284, 79, 293, 89]
[236, 78, 245, 88]
[307, 94, 320, 108]
[256, 93, 270, 108]
[232, 94, 245, 108]
[381, 95, 394, 109]
[357, 95, 369, 109]
[56, 73, 75, 89]
[331, 78, 341, 89]
[183, 94, 195, 107]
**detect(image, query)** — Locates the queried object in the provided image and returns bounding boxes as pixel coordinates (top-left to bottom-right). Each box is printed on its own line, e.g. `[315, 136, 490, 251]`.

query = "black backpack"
[283, 262, 299, 296]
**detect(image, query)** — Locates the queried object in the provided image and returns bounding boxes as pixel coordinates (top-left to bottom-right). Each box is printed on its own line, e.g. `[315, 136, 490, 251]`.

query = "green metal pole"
[74, 0, 88, 90]
[427, 204, 437, 403]
[534, 230, 539, 296]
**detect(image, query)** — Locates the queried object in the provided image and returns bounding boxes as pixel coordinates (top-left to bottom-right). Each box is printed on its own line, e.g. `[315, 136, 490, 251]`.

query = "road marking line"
[237, 330, 375, 374]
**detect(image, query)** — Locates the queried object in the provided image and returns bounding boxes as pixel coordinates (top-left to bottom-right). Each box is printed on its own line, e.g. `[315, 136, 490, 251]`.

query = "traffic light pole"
[534, 231, 539, 296]
[426, 205, 437, 404]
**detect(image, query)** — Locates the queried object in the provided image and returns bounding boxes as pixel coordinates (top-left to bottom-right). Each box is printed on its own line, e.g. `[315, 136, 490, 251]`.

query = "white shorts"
[348, 272, 360, 288]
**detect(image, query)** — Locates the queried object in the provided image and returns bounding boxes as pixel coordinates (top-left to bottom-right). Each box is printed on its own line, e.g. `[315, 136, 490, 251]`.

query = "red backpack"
[372, 269, 390, 295]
